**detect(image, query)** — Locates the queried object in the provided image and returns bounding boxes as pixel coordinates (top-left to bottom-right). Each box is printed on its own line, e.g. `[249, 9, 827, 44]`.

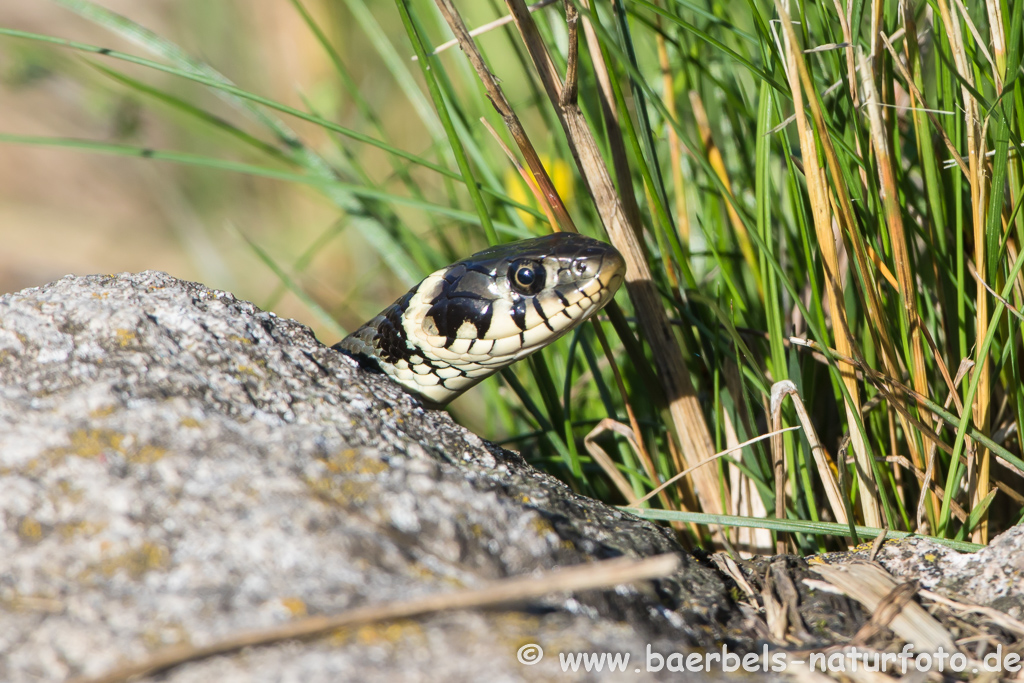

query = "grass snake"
[334, 233, 626, 407]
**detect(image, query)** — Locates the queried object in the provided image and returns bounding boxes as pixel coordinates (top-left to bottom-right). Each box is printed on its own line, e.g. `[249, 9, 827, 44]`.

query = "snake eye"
[508, 260, 545, 296]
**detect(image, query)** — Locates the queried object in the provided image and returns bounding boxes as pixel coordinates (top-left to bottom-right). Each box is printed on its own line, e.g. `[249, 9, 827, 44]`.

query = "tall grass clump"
[1, 0, 1020, 553]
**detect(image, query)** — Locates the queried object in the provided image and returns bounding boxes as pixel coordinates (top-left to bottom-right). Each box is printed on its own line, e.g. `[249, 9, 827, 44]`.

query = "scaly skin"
[334, 233, 626, 407]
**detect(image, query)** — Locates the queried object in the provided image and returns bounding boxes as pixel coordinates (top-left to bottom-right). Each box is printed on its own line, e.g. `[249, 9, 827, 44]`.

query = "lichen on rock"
[0, 272, 737, 682]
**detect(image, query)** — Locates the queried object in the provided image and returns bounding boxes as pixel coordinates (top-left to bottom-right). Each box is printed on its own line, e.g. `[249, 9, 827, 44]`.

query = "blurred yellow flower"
[503, 155, 574, 228]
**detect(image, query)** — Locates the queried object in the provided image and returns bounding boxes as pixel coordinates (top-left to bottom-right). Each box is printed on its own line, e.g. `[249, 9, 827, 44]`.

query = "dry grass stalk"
[784, 335, 976, 469]
[851, 578, 920, 644]
[502, 0, 728, 517]
[73, 553, 682, 683]
[583, 418, 644, 503]
[689, 90, 762, 292]
[412, 0, 557, 59]
[774, 0, 881, 527]
[863, 377, 963, 463]
[711, 553, 757, 600]
[653, 3, 691, 246]
[810, 562, 958, 654]
[1003, 242, 1024, 320]
[830, 0, 860, 108]
[771, 381, 848, 527]
[771, 561, 812, 642]
[762, 567, 789, 642]
[883, 455, 967, 522]
[880, 31, 970, 179]
[578, 0, 645, 237]
[559, 0, 579, 107]
[986, 0, 1007, 87]
[933, 0, 990, 543]
[479, 117, 561, 231]
[952, 0, 996, 72]
[867, 529, 888, 563]
[859, 52, 935, 522]
[724, 364, 773, 555]
[630, 426, 797, 508]
[586, 419, 693, 538]
[432, 0, 577, 234]
[771, 400, 787, 554]
[921, 589, 1024, 638]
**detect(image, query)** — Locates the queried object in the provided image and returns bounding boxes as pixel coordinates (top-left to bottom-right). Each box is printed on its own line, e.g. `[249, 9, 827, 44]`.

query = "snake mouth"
[575, 242, 626, 304]
[537, 242, 625, 337]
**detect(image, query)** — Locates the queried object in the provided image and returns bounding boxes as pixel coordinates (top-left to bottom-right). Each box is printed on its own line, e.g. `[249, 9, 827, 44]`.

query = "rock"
[8, 271, 1024, 682]
[862, 528, 1024, 623]
[0, 272, 740, 682]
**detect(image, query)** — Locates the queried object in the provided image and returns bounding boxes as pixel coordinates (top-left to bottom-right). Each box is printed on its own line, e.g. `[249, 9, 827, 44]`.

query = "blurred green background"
[1, 2, 337, 299]
[0, 0, 543, 426]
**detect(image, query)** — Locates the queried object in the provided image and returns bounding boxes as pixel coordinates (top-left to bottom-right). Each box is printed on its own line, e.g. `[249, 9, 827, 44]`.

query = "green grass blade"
[395, 0, 498, 246]
[232, 227, 347, 339]
[621, 508, 983, 552]
[0, 133, 526, 237]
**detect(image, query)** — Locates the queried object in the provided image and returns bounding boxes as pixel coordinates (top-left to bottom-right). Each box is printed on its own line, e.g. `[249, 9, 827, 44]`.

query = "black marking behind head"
[427, 295, 493, 341]
[334, 231, 625, 406]
[426, 265, 496, 341]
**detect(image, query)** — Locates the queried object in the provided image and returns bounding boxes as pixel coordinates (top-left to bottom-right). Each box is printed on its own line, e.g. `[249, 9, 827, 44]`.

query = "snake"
[334, 232, 626, 407]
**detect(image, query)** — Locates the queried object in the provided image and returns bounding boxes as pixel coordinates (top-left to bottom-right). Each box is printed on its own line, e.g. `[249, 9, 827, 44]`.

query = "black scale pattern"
[425, 264, 496, 348]
[373, 290, 415, 365]
[333, 232, 625, 406]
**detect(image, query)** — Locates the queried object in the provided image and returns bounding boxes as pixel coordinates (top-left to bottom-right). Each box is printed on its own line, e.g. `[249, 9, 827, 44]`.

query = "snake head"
[335, 233, 626, 407]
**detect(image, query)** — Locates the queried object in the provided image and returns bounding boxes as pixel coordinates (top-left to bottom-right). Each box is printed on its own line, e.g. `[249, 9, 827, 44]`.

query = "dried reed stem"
[859, 52, 936, 523]
[935, 0, 989, 543]
[75, 553, 681, 683]
[775, 0, 882, 527]
[502, 0, 728, 516]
